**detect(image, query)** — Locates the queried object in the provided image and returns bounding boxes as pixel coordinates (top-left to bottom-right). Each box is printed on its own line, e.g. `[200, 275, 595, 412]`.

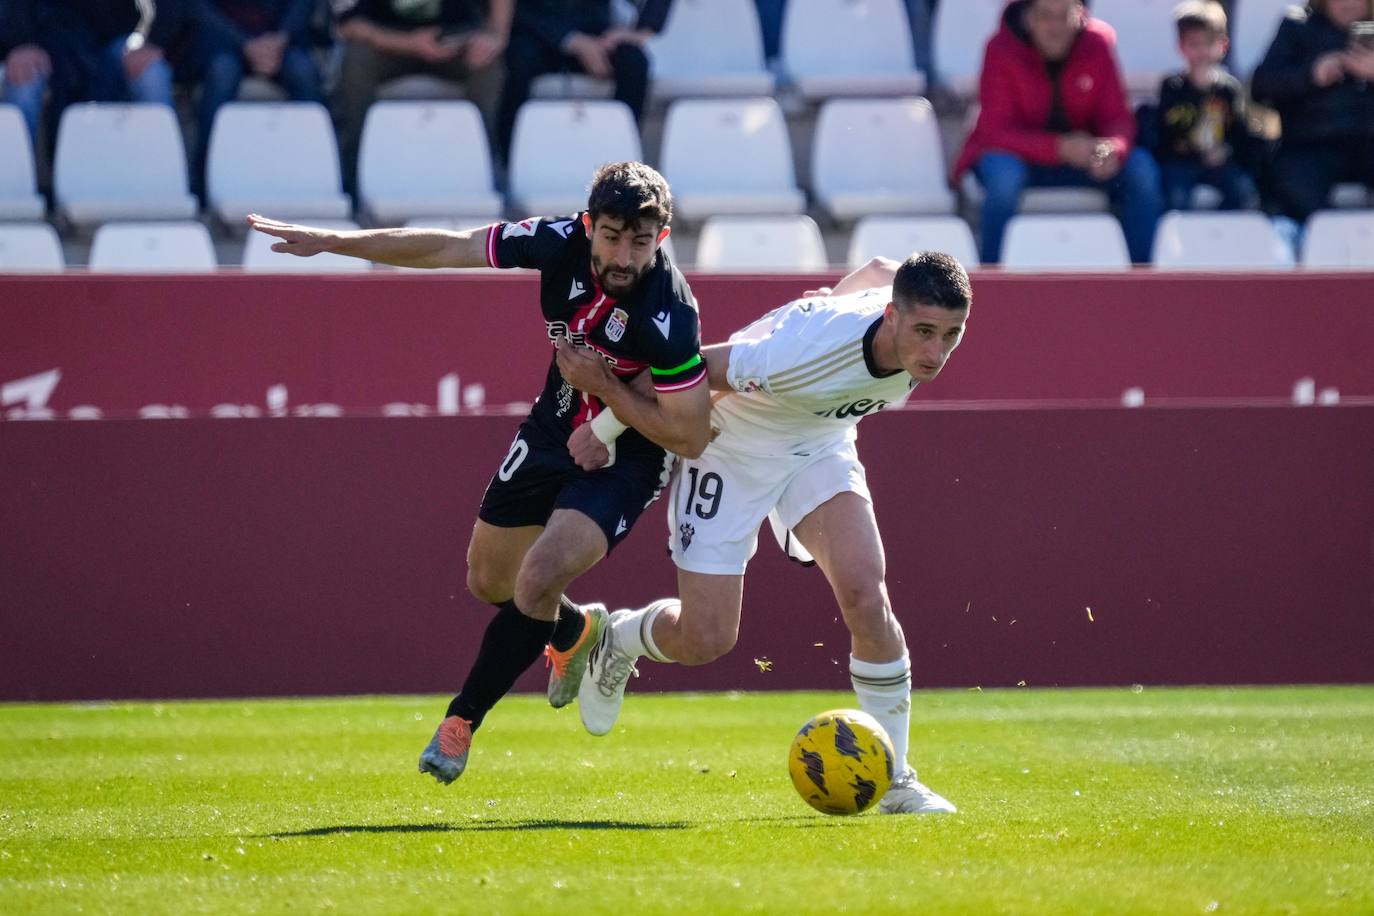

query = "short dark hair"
[892, 252, 972, 312]
[587, 161, 673, 232]
[1174, 0, 1227, 39]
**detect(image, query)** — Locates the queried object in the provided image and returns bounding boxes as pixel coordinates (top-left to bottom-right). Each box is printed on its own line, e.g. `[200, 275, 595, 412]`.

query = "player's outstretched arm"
[245, 214, 492, 269]
[824, 256, 902, 297]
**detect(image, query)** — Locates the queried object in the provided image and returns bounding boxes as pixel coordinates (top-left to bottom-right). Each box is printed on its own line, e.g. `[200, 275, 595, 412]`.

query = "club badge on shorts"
[604, 308, 629, 343]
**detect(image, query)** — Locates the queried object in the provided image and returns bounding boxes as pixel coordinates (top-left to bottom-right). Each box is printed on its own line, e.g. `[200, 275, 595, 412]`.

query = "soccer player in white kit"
[554, 252, 970, 814]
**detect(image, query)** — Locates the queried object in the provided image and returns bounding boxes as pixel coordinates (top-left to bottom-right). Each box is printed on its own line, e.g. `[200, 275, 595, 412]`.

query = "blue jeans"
[975, 148, 1164, 264]
[1159, 158, 1257, 211]
[194, 45, 323, 190]
[2, 69, 47, 147]
[96, 35, 174, 105]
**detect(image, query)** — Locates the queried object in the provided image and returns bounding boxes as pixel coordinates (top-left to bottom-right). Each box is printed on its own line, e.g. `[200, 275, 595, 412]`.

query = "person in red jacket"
[953, 0, 1163, 264]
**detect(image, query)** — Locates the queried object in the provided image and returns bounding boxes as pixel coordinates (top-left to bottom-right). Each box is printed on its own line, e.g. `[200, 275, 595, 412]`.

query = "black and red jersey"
[485, 213, 706, 455]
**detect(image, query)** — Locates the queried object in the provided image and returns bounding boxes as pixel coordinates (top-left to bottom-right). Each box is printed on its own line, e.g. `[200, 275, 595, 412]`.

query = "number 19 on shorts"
[683, 466, 723, 519]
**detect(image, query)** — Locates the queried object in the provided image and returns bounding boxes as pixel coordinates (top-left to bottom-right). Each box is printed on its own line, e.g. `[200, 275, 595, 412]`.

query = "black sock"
[548, 595, 585, 652]
[446, 600, 556, 729]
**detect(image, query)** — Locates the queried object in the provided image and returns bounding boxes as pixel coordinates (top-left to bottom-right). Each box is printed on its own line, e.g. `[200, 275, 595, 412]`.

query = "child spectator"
[1155, 1, 1256, 210]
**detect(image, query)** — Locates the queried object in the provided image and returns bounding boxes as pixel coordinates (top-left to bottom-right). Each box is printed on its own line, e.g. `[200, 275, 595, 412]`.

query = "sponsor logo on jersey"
[604, 308, 628, 343]
[556, 381, 574, 417]
[547, 219, 576, 238]
[502, 218, 539, 239]
[814, 398, 890, 420]
[569, 278, 586, 300]
[678, 522, 695, 551]
[652, 310, 671, 338]
[732, 376, 763, 393]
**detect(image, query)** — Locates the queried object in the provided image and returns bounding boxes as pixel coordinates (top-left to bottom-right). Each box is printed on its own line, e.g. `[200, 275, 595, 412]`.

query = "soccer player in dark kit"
[248, 161, 709, 783]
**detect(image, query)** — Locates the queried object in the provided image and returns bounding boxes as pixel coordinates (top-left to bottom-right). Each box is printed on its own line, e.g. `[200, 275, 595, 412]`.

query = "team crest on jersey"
[604, 308, 629, 342]
[679, 522, 695, 551]
[502, 218, 539, 239]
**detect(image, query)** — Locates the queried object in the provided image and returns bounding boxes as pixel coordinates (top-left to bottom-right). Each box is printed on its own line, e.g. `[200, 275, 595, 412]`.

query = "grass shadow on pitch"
[264, 819, 690, 838]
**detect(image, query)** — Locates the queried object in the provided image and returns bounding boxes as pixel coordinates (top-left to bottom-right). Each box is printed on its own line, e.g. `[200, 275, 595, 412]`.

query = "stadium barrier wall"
[2, 407, 1372, 701]
[4, 272, 1374, 420]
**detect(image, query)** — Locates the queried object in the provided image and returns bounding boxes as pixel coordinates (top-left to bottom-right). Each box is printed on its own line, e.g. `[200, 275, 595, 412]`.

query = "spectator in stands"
[333, 0, 511, 194]
[496, 0, 670, 162]
[191, 1, 324, 195]
[952, 0, 1162, 264]
[1, 0, 48, 148]
[1251, 0, 1374, 222]
[32, 0, 188, 126]
[754, 0, 935, 78]
[1155, 1, 1256, 211]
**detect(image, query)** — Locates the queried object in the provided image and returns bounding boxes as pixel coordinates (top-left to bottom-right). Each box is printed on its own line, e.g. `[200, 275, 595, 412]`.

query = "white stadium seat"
[931, 0, 1005, 96]
[207, 102, 351, 225]
[649, 0, 775, 99]
[1151, 211, 1295, 270]
[660, 98, 805, 220]
[376, 74, 467, 101]
[1002, 214, 1131, 271]
[781, 0, 925, 98]
[1093, 0, 1185, 95]
[0, 104, 45, 220]
[243, 219, 370, 272]
[1232, 0, 1295, 79]
[529, 73, 614, 100]
[89, 221, 217, 272]
[358, 101, 502, 224]
[812, 97, 956, 219]
[1301, 210, 1374, 269]
[961, 172, 1111, 213]
[847, 216, 979, 270]
[0, 222, 64, 271]
[695, 215, 827, 272]
[53, 103, 197, 226]
[507, 100, 641, 216]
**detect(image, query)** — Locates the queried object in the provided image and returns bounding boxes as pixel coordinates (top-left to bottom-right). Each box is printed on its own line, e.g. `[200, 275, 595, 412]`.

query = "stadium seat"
[358, 101, 502, 224]
[931, 0, 1005, 96]
[1231, 0, 1294, 79]
[0, 222, 64, 270]
[0, 104, 44, 220]
[1093, 0, 1184, 95]
[206, 102, 351, 226]
[960, 172, 1111, 213]
[648, 0, 775, 99]
[529, 73, 614, 100]
[242, 219, 370, 272]
[1151, 211, 1295, 270]
[847, 215, 979, 269]
[812, 98, 956, 219]
[1001, 214, 1131, 271]
[695, 215, 827, 272]
[53, 103, 197, 226]
[659, 98, 805, 221]
[780, 0, 925, 98]
[507, 100, 641, 216]
[376, 74, 468, 101]
[1301, 211, 1374, 269]
[89, 221, 217, 273]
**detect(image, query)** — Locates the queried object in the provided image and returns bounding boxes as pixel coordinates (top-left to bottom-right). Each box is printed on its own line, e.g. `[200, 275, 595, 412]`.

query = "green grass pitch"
[2, 686, 1372, 914]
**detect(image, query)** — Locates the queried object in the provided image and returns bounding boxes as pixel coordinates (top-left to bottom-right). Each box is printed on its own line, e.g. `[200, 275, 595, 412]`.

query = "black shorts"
[477, 419, 673, 552]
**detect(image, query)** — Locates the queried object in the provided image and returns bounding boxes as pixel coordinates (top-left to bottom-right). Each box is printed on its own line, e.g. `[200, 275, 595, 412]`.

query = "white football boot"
[578, 610, 638, 736]
[879, 769, 957, 814]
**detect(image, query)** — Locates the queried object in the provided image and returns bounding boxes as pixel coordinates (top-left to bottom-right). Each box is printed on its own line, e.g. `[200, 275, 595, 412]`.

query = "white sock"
[609, 599, 677, 663]
[850, 653, 912, 776]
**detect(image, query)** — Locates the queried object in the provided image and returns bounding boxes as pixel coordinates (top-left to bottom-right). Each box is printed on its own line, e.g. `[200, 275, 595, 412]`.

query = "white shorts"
[667, 439, 871, 575]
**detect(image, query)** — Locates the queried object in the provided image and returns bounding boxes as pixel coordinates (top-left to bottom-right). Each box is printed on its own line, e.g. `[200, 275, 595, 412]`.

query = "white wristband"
[590, 408, 628, 445]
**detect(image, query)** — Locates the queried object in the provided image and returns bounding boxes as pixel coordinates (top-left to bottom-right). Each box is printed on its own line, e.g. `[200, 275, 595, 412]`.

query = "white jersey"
[714, 286, 917, 457]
